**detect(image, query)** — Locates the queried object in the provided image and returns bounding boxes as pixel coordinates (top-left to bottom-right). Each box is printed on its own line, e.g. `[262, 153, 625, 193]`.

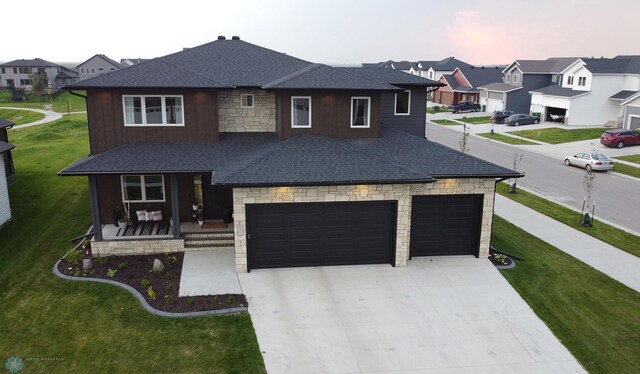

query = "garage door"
[410, 195, 483, 257]
[630, 116, 640, 130]
[246, 201, 396, 270]
[485, 98, 503, 113]
[439, 91, 453, 105]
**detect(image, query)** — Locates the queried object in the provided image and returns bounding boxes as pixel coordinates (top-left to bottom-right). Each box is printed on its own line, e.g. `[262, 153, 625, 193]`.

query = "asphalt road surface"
[426, 122, 640, 233]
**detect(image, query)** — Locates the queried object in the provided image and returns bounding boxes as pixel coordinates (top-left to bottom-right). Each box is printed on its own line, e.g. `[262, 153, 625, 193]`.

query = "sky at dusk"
[2, 0, 637, 66]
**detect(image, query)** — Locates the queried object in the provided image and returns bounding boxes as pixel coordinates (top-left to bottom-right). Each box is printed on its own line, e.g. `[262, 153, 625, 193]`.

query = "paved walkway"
[178, 249, 242, 296]
[495, 195, 640, 293]
[1, 106, 63, 128]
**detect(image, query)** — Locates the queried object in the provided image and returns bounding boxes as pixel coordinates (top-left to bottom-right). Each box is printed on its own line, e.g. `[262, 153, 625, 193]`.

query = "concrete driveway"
[238, 257, 584, 374]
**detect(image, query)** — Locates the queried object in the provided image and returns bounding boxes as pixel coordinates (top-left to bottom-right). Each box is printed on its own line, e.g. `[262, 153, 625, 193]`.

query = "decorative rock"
[152, 259, 165, 273]
[82, 258, 93, 270]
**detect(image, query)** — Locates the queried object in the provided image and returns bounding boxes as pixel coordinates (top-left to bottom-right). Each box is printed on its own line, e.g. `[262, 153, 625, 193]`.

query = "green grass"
[458, 116, 491, 124]
[477, 132, 539, 145]
[0, 115, 265, 373]
[496, 182, 640, 257]
[0, 108, 45, 125]
[431, 119, 460, 125]
[0, 89, 87, 113]
[612, 162, 640, 179]
[615, 154, 640, 164]
[509, 127, 607, 144]
[492, 216, 640, 373]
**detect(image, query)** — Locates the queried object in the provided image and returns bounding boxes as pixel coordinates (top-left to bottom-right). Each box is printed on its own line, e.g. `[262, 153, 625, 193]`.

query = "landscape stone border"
[53, 258, 247, 318]
[494, 257, 516, 270]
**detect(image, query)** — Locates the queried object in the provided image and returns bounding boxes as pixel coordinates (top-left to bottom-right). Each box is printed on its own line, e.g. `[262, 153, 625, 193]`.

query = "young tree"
[458, 124, 469, 153]
[582, 167, 596, 226]
[28, 72, 47, 98]
[509, 151, 524, 192]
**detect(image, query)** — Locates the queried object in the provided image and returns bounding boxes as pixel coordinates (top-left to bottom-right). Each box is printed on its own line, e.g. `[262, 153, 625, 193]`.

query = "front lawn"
[0, 89, 87, 113]
[612, 162, 640, 179]
[426, 105, 449, 114]
[492, 216, 640, 373]
[458, 116, 491, 124]
[0, 114, 265, 373]
[477, 132, 539, 145]
[0, 108, 45, 125]
[509, 127, 607, 144]
[615, 154, 640, 164]
[431, 119, 459, 125]
[496, 182, 640, 257]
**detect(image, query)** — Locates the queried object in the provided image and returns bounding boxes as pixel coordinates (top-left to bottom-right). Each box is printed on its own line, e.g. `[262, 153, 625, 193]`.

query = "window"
[92, 68, 95, 73]
[123, 95, 184, 126]
[428, 71, 434, 79]
[110, 67, 116, 71]
[394, 90, 410, 115]
[19, 79, 31, 86]
[513, 74, 520, 83]
[578, 77, 586, 86]
[6, 79, 14, 87]
[291, 96, 311, 128]
[552, 75, 558, 83]
[0, 68, 4, 74]
[17, 67, 30, 74]
[81, 68, 84, 73]
[121, 175, 165, 202]
[351, 97, 371, 128]
[99, 67, 104, 71]
[505, 74, 511, 83]
[567, 76, 574, 85]
[240, 94, 254, 108]
[38, 68, 45, 73]
[13, 68, 17, 74]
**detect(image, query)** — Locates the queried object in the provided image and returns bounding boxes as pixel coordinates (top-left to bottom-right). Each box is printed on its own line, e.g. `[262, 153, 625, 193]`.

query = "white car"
[564, 152, 614, 171]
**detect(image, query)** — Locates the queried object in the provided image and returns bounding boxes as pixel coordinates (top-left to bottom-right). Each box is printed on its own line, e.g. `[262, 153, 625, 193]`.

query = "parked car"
[491, 110, 515, 124]
[504, 113, 540, 126]
[600, 129, 640, 148]
[448, 101, 481, 113]
[564, 152, 614, 171]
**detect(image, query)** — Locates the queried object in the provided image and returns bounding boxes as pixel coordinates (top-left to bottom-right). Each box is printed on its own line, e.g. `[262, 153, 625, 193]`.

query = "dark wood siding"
[379, 86, 427, 137]
[96, 174, 195, 224]
[277, 92, 380, 139]
[87, 89, 219, 154]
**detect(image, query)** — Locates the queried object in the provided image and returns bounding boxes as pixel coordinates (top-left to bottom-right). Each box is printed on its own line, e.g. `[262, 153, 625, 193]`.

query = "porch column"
[170, 174, 181, 239]
[88, 175, 103, 241]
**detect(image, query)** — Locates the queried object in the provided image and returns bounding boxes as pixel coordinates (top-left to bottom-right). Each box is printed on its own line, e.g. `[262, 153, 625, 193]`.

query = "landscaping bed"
[57, 251, 247, 313]
[488, 247, 514, 268]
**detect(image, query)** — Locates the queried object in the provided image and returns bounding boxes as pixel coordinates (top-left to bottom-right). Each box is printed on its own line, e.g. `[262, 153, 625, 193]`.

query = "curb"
[53, 259, 247, 318]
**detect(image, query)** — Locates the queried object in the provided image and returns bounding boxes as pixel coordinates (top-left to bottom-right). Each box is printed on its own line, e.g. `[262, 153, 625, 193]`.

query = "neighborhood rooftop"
[0, 141, 15, 154]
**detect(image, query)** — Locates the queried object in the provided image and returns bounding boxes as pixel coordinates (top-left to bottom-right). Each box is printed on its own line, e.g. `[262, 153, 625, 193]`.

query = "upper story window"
[123, 95, 184, 126]
[395, 90, 410, 115]
[512, 74, 520, 83]
[351, 97, 371, 128]
[16, 67, 30, 74]
[428, 71, 434, 79]
[99, 67, 104, 71]
[578, 77, 586, 86]
[567, 76, 574, 85]
[0, 68, 4, 74]
[92, 68, 95, 73]
[240, 94, 254, 108]
[505, 74, 511, 83]
[110, 67, 116, 71]
[121, 175, 165, 202]
[291, 96, 311, 128]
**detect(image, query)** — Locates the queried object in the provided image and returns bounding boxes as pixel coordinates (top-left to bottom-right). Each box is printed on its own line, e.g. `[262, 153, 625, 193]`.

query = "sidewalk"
[2, 106, 62, 128]
[494, 194, 640, 293]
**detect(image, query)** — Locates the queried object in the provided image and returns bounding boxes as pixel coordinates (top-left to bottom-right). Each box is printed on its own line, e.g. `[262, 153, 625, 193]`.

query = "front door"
[201, 174, 233, 219]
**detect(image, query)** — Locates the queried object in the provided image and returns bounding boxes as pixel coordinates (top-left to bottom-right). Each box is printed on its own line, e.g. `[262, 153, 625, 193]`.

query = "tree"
[582, 167, 596, 226]
[28, 72, 47, 98]
[458, 124, 469, 153]
[509, 151, 524, 193]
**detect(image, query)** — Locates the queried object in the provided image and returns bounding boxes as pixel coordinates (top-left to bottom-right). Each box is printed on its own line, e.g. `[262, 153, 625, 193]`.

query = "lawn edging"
[53, 258, 247, 318]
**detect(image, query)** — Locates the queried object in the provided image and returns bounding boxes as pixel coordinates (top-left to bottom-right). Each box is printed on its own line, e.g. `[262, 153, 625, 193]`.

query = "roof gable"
[77, 54, 123, 69]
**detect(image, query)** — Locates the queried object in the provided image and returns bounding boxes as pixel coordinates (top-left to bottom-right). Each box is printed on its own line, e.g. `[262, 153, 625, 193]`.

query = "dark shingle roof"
[391, 61, 413, 70]
[583, 56, 640, 74]
[77, 54, 124, 69]
[456, 66, 504, 90]
[338, 67, 442, 86]
[511, 58, 578, 73]
[0, 117, 14, 129]
[60, 128, 520, 185]
[529, 85, 587, 97]
[477, 83, 522, 92]
[0, 141, 15, 154]
[0, 58, 61, 68]
[430, 57, 473, 71]
[263, 64, 400, 90]
[609, 90, 639, 100]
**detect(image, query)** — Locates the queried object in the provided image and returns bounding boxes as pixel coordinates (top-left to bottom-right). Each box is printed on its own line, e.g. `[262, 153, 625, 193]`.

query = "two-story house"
[60, 37, 519, 273]
[77, 54, 124, 81]
[0, 117, 15, 227]
[478, 58, 578, 114]
[0, 58, 78, 89]
[529, 56, 640, 126]
[433, 66, 503, 106]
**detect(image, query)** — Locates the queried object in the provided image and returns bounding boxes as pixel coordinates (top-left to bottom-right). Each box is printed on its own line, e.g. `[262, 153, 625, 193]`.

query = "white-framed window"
[513, 74, 520, 83]
[351, 97, 371, 128]
[552, 75, 558, 83]
[578, 77, 586, 86]
[394, 90, 411, 115]
[99, 67, 104, 71]
[291, 96, 311, 128]
[92, 68, 95, 73]
[567, 76, 574, 85]
[80, 68, 84, 73]
[121, 175, 165, 202]
[122, 95, 184, 126]
[240, 94, 254, 108]
[505, 74, 511, 83]
[428, 71, 434, 79]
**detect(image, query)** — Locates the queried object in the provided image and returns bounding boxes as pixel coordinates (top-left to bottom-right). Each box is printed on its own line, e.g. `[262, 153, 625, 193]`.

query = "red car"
[600, 129, 640, 148]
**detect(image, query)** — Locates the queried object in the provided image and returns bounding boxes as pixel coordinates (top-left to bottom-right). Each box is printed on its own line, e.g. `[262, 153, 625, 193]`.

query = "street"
[425, 121, 640, 233]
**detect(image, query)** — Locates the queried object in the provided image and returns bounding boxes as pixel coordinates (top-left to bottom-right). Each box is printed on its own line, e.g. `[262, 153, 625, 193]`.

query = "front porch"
[100, 221, 235, 241]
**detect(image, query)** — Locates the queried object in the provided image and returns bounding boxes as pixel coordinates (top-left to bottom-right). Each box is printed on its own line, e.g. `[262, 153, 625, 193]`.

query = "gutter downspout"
[68, 90, 91, 155]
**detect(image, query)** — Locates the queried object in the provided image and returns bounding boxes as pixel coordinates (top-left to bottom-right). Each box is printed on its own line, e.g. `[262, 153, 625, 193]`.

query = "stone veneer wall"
[232, 179, 496, 272]
[92, 239, 184, 256]
[218, 90, 276, 132]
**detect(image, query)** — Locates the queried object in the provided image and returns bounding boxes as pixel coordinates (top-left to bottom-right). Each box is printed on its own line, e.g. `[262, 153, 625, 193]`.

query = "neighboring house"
[0, 117, 15, 227]
[120, 58, 151, 67]
[77, 55, 124, 81]
[433, 66, 503, 106]
[0, 118, 14, 180]
[60, 37, 520, 273]
[478, 58, 578, 114]
[0, 58, 78, 89]
[418, 57, 473, 81]
[621, 91, 640, 130]
[529, 56, 640, 126]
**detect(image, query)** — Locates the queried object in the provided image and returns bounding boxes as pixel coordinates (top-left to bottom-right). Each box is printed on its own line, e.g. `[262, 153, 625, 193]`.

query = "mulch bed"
[57, 252, 247, 313]
[489, 247, 514, 268]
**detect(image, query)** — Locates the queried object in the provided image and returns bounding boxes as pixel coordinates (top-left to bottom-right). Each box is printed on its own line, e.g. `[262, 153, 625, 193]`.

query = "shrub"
[117, 262, 127, 270]
[147, 286, 156, 300]
[94, 256, 107, 266]
[211, 296, 218, 305]
[187, 297, 194, 305]
[165, 295, 174, 305]
[66, 249, 83, 265]
[73, 267, 81, 277]
[106, 268, 117, 278]
[227, 295, 236, 304]
[140, 278, 151, 288]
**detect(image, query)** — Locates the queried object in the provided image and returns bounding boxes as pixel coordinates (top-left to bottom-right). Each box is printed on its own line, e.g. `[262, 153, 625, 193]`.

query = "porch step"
[183, 231, 234, 250]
